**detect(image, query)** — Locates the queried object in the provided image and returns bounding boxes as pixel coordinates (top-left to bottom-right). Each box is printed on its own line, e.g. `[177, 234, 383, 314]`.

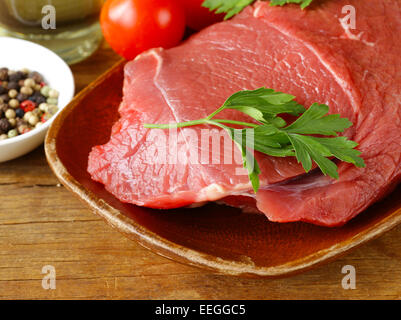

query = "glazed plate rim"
[45, 60, 401, 277]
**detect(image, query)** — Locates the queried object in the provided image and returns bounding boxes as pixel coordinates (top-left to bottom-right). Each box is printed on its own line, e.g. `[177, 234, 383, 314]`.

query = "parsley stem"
[144, 119, 258, 129]
[208, 119, 259, 128]
[143, 119, 206, 129]
[206, 106, 226, 120]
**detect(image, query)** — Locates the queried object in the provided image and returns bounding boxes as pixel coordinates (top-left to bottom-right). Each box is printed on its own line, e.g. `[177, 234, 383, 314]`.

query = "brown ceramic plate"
[45, 60, 401, 277]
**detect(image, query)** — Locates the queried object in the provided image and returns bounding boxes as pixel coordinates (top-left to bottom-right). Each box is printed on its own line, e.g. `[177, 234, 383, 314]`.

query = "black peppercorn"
[16, 93, 28, 102]
[29, 91, 46, 105]
[7, 81, 19, 91]
[16, 118, 27, 127]
[0, 68, 8, 81]
[0, 94, 9, 104]
[29, 71, 43, 83]
[0, 86, 6, 95]
[32, 90, 42, 97]
[15, 108, 24, 118]
[0, 118, 11, 134]
[0, 103, 7, 113]
[18, 71, 27, 79]
[35, 95, 47, 105]
[9, 71, 25, 83]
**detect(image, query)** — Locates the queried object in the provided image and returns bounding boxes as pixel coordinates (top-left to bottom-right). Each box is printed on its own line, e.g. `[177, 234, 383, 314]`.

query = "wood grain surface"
[1, 42, 401, 300]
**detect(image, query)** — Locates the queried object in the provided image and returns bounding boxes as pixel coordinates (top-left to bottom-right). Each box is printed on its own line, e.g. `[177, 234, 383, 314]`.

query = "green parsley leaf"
[269, 0, 313, 9]
[202, 0, 254, 20]
[210, 87, 305, 126]
[314, 137, 365, 168]
[202, 0, 314, 20]
[224, 88, 305, 115]
[284, 103, 353, 136]
[287, 133, 339, 178]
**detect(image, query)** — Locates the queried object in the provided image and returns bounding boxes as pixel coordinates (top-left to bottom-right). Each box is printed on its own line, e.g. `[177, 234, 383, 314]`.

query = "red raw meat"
[88, 0, 401, 226]
[252, 0, 401, 226]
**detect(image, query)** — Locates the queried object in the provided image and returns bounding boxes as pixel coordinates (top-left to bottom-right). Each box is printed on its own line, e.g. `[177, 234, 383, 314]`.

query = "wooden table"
[1, 42, 401, 300]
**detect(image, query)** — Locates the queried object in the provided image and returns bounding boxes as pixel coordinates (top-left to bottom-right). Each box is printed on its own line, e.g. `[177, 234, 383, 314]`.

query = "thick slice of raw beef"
[250, 0, 401, 226]
[88, 0, 401, 226]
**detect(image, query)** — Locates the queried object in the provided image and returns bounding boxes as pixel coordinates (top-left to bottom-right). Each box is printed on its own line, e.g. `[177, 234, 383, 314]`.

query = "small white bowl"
[0, 37, 74, 163]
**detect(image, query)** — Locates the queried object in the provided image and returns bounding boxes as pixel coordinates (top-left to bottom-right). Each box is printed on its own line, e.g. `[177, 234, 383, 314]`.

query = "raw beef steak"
[88, 0, 401, 226]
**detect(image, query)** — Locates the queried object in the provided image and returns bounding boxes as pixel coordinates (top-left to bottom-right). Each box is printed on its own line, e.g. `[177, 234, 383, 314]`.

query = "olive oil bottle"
[0, 0, 104, 64]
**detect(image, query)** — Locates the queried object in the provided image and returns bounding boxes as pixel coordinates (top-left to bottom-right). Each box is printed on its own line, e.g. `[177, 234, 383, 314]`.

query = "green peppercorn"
[48, 89, 59, 99]
[48, 105, 59, 115]
[40, 86, 50, 97]
[47, 98, 58, 105]
[8, 129, 17, 138]
[39, 103, 48, 112]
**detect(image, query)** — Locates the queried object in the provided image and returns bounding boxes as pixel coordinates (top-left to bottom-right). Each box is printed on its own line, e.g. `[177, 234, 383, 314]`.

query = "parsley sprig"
[144, 88, 365, 193]
[202, 0, 314, 20]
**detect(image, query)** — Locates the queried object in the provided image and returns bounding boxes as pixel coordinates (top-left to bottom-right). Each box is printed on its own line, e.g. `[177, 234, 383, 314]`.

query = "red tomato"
[177, 0, 224, 30]
[101, 0, 186, 60]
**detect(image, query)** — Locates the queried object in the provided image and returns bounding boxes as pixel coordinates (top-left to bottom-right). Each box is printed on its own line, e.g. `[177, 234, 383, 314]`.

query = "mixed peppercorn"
[0, 67, 59, 141]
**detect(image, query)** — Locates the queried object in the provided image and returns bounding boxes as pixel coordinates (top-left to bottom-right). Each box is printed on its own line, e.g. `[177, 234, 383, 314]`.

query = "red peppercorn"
[40, 82, 46, 88]
[20, 127, 31, 135]
[20, 100, 36, 112]
[41, 114, 49, 123]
